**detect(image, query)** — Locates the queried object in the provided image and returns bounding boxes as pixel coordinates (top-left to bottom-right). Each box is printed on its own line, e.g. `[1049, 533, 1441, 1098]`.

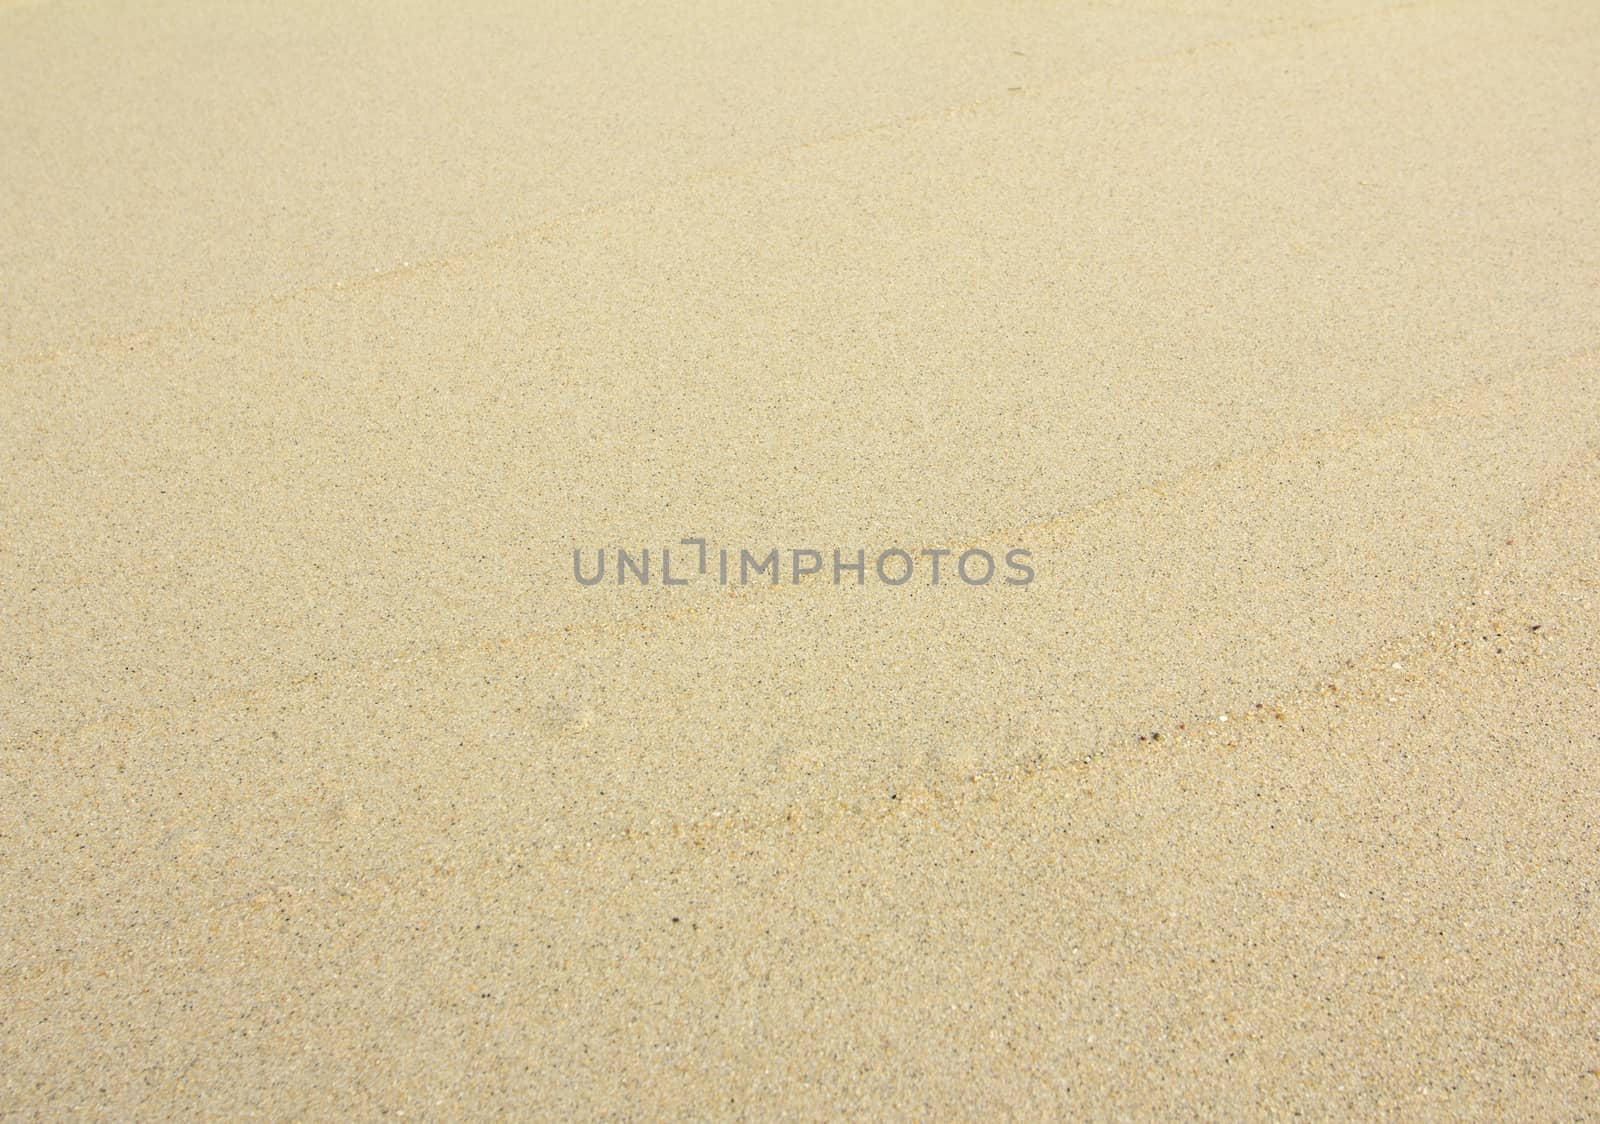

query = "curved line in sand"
[3, 0, 1441, 371]
[21, 342, 1592, 750]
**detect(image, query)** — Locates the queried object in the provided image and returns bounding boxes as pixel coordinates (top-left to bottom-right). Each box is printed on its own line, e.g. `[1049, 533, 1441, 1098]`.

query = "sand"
[2, 0, 1597, 1117]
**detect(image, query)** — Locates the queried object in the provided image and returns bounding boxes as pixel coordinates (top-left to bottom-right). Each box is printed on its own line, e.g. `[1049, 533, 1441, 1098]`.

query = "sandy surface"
[3, 0, 1598, 1117]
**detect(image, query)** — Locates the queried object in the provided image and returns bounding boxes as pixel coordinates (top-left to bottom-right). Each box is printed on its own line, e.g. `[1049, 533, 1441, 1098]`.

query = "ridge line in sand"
[188, 443, 1600, 908]
[16, 341, 1593, 751]
[2, 0, 1442, 372]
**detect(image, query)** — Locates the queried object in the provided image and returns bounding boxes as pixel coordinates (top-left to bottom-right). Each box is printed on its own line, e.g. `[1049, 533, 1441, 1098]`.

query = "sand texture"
[3, 0, 1598, 1117]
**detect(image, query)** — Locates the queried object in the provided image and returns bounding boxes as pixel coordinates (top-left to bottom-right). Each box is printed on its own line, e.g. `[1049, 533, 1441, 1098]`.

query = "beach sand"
[3, 0, 1597, 1116]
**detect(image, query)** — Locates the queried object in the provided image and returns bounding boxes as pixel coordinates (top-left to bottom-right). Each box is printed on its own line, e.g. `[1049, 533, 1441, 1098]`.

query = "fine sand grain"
[3, 0, 1597, 1117]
